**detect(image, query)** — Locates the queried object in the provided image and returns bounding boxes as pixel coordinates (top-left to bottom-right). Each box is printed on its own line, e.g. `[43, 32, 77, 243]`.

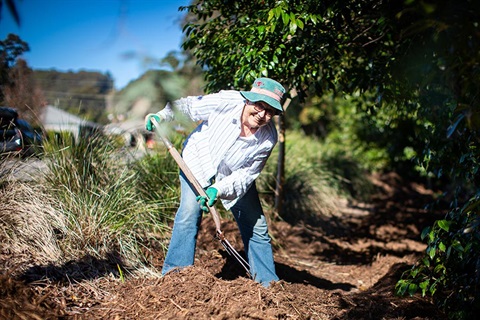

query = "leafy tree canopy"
[0, 33, 29, 101]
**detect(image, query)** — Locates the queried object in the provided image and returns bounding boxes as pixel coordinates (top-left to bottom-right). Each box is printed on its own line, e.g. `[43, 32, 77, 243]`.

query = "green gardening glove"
[196, 187, 218, 212]
[145, 113, 162, 131]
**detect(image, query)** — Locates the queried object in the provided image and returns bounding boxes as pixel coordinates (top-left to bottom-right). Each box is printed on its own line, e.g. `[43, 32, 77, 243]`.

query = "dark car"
[0, 107, 43, 157]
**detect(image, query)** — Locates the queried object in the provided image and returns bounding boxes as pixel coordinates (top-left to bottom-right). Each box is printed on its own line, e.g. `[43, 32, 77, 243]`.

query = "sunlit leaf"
[267, 9, 275, 22]
[438, 242, 446, 252]
[297, 18, 304, 30]
[419, 280, 429, 297]
[437, 220, 451, 232]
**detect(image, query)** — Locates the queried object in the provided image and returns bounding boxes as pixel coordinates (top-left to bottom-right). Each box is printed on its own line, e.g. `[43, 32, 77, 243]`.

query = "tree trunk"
[274, 93, 294, 216]
[274, 114, 286, 216]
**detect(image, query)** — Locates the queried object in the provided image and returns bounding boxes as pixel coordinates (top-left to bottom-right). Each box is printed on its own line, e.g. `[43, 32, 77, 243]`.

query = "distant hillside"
[33, 68, 205, 125]
[110, 69, 204, 121]
[33, 69, 114, 123]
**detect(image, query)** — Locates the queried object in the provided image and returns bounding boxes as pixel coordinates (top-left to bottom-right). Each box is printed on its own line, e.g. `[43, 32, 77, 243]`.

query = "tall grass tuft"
[40, 132, 171, 273]
[1, 156, 64, 269]
[0, 178, 66, 266]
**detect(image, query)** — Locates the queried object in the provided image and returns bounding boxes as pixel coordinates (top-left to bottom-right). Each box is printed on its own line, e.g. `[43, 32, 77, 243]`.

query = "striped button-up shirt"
[157, 90, 277, 209]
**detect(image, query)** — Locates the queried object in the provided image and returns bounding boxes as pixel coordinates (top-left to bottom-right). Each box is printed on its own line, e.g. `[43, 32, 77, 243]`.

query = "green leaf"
[290, 12, 296, 22]
[462, 197, 480, 214]
[446, 245, 452, 259]
[452, 240, 464, 252]
[274, 6, 282, 17]
[439, 241, 446, 252]
[267, 9, 274, 22]
[395, 280, 409, 296]
[437, 220, 451, 232]
[297, 18, 304, 30]
[410, 268, 419, 277]
[408, 283, 418, 296]
[422, 257, 430, 267]
[429, 280, 439, 295]
[289, 21, 297, 33]
[434, 264, 445, 274]
[421, 226, 431, 240]
[419, 280, 429, 297]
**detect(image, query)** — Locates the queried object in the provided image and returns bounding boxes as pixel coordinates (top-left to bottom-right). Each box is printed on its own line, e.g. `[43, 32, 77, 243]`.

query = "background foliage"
[33, 69, 114, 122]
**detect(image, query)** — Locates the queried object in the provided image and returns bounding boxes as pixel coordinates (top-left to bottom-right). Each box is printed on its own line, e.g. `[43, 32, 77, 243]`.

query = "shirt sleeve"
[156, 102, 174, 121]
[156, 93, 226, 122]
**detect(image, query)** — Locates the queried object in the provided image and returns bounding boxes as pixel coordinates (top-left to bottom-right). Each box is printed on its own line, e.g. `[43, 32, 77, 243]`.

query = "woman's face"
[242, 100, 276, 129]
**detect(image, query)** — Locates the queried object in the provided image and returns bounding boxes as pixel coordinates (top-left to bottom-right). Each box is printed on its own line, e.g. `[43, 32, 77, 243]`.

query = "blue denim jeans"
[162, 173, 279, 287]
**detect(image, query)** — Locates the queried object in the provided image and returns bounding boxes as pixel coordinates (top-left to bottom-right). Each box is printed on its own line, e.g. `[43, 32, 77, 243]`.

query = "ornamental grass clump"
[0, 178, 66, 267]
[40, 132, 171, 274]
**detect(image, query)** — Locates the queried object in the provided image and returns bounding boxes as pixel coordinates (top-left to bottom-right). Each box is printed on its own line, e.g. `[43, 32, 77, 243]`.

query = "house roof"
[42, 105, 98, 127]
[41, 105, 100, 139]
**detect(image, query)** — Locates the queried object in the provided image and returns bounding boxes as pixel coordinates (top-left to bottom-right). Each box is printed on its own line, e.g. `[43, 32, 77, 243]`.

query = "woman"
[145, 77, 285, 287]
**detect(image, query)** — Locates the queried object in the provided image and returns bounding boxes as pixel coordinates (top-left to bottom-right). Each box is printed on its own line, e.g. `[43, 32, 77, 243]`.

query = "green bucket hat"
[240, 77, 286, 113]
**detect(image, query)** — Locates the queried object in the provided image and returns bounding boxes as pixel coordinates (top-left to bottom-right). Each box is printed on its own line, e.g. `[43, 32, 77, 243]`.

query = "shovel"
[151, 118, 251, 278]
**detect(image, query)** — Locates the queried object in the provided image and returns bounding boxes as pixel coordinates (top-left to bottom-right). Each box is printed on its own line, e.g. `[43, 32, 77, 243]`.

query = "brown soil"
[0, 173, 448, 319]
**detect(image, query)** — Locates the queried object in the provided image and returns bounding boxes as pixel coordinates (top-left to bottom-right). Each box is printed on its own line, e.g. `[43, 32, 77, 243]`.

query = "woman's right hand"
[145, 114, 162, 131]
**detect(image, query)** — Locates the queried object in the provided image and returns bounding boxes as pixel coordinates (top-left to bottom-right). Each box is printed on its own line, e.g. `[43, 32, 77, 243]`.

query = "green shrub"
[396, 194, 480, 319]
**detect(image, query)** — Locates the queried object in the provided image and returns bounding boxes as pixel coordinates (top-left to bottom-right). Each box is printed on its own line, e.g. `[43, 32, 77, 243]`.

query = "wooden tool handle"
[152, 118, 223, 236]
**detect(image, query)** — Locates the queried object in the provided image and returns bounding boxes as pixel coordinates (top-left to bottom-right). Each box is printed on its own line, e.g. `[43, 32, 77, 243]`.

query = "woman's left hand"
[196, 187, 218, 212]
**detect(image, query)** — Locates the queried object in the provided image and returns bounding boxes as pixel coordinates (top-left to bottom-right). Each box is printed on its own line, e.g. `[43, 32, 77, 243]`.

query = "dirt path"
[0, 173, 448, 319]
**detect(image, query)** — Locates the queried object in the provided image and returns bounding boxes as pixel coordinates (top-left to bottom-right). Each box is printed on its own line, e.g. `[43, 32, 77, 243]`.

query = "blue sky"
[0, 0, 191, 89]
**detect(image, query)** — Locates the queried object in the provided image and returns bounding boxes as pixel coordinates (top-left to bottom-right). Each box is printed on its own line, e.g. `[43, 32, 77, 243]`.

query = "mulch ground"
[0, 173, 448, 319]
